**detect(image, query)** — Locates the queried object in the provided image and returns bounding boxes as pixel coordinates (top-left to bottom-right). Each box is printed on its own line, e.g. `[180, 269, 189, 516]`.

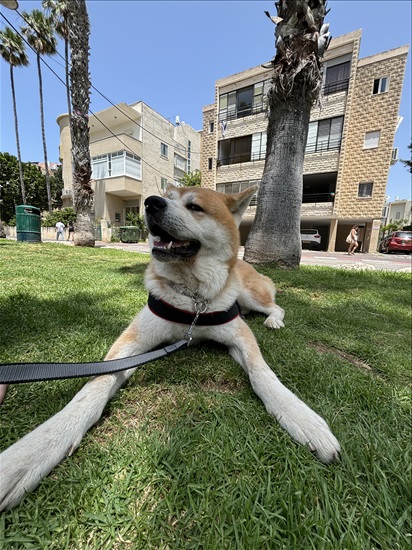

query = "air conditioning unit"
[391, 148, 399, 162]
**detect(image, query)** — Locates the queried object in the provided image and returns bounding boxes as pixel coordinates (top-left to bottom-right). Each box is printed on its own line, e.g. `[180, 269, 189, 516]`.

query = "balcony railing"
[302, 192, 335, 204]
[218, 150, 266, 166]
[322, 78, 349, 96]
[218, 102, 266, 122]
[305, 137, 342, 154]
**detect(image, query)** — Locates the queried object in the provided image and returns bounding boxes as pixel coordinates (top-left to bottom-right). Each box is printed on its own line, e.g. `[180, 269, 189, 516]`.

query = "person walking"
[347, 225, 359, 255]
[55, 221, 65, 241]
[67, 220, 75, 241]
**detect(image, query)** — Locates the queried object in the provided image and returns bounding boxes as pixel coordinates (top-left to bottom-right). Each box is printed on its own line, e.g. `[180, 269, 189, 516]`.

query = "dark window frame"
[323, 61, 350, 95]
[305, 116, 344, 154]
[358, 181, 373, 198]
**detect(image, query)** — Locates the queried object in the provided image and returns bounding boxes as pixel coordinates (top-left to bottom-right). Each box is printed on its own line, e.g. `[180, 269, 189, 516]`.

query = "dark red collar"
[148, 293, 240, 326]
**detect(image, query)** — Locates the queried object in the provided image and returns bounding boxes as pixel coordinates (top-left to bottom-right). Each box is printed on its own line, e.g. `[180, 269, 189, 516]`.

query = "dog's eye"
[186, 203, 204, 212]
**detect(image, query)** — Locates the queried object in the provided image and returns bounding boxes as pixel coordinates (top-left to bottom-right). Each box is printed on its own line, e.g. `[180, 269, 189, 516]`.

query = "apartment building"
[201, 30, 409, 252]
[57, 101, 200, 227]
[382, 198, 412, 227]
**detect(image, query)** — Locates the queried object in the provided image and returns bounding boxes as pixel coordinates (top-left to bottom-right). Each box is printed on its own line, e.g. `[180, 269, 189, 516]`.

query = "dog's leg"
[239, 288, 285, 330]
[236, 260, 285, 329]
[0, 314, 159, 511]
[226, 321, 340, 463]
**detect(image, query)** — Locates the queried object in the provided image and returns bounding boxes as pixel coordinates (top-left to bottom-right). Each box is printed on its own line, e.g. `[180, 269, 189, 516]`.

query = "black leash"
[0, 295, 240, 385]
[0, 340, 189, 384]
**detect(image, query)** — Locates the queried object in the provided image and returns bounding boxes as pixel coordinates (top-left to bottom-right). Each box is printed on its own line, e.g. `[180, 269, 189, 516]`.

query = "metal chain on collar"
[184, 299, 209, 345]
[168, 281, 210, 345]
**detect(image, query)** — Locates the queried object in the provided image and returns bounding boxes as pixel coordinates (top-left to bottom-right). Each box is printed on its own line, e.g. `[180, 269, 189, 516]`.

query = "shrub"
[42, 208, 76, 227]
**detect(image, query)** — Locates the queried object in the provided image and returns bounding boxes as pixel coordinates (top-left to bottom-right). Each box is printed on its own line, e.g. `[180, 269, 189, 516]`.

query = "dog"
[0, 185, 340, 511]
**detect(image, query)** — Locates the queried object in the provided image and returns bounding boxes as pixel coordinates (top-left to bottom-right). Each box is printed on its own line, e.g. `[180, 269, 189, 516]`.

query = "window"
[306, 116, 344, 153]
[218, 135, 252, 165]
[218, 79, 271, 121]
[324, 61, 350, 95]
[395, 211, 401, 219]
[161, 177, 168, 191]
[373, 77, 389, 95]
[174, 154, 187, 172]
[187, 140, 192, 174]
[358, 182, 373, 198]
[208, 158, 213, 170]
[91, 150, 141, 180]
[251, 132, 267, 161]
[115, 212, 121, 223]
[209, 122, 214, 133]
[364, 130, 380, 149]
[160, 143, 168, 157]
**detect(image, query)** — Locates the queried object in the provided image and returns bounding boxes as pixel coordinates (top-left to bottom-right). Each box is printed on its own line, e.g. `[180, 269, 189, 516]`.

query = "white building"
[58, 101, 200, 227]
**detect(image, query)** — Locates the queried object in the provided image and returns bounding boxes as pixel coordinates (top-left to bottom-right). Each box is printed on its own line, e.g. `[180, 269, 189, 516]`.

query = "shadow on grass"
[0, 290, 134, 362]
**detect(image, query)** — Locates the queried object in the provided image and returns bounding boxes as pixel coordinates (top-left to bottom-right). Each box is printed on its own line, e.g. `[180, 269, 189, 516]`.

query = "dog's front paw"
[276, 403, 341, 464]
[264, 316, 285, 329]
[264, 306, 285, 330]
[0, 444, 44, 511]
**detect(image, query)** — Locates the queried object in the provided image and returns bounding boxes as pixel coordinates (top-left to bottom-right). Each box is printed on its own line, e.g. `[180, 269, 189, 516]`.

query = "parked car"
[379, 231, 412, 254]
[300, 229, 321, 250]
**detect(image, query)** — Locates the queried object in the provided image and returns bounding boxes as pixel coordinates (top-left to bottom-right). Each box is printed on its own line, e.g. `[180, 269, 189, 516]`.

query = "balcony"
[95, 176, 143, 198]
[305, 137, 342, 155]
[322, 77, 349, 96]
[218, 102, 266, 122]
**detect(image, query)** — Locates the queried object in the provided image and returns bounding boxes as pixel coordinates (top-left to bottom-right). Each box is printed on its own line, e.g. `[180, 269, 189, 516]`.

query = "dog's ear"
[163, 183, 178, 197]
[226, 186, 258, 226]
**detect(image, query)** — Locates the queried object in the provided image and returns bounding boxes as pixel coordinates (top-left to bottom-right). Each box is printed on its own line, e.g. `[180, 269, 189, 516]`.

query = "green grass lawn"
[0, 240, 411, 549]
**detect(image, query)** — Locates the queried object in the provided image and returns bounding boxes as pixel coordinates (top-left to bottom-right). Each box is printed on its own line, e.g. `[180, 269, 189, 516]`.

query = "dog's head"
[144, 185, 257, 263]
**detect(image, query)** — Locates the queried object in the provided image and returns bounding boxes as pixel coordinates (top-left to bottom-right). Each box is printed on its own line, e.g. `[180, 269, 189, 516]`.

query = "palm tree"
[0, 27, 29, 204]
[66, 0, 95, 246]
[21, 9, 57, 213]
[244, 0, 330, 268]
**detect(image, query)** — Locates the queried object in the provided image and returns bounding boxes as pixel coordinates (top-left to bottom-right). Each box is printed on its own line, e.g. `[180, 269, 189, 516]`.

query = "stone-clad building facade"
[58, 102, 200, 228]
[201, 30, 409, 252]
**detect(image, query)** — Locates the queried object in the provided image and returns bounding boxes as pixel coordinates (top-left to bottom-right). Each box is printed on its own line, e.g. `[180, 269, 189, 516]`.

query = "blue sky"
[0, 0, 411, 200]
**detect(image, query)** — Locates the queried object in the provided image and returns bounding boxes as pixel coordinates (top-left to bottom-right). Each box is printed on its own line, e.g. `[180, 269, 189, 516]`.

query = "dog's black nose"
[144, 195, 167, 214]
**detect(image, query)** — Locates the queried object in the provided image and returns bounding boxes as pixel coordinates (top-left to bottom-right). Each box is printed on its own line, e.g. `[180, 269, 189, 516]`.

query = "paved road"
[15, 238, 411, 273]
[96, 241, 411, 273]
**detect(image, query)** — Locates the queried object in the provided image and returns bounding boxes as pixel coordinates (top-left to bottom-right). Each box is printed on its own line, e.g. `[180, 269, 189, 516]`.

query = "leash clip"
[184, 299, 209, 345]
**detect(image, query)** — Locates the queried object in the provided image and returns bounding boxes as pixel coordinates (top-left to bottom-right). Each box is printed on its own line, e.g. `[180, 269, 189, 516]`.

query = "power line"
[0, 11, 198, 182]
[12, 8, 202, 157]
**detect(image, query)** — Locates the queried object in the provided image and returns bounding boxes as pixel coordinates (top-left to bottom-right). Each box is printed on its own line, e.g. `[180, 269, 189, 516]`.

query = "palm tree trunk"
[36, 53, 52, 212]
[67, 0, 94, 247]
[244, 98, 311, 266]
[243, 0, 329, 268]
[10, 65, 26, 204]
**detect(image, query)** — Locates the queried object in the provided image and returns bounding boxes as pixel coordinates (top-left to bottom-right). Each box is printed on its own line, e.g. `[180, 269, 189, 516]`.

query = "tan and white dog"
[0, 185, 340, 511]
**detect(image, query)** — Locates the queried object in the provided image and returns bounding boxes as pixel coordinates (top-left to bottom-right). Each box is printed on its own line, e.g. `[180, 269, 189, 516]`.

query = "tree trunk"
[243, 0, 329, 268]
[244, 98, 311, 266]
[67, 0, 94, 247]
[36, 53, 52, 213]
[10, 65, 26, 204]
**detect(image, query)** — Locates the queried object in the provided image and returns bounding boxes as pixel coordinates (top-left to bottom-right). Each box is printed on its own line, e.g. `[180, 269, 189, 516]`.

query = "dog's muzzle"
[144, 196, 200, 261]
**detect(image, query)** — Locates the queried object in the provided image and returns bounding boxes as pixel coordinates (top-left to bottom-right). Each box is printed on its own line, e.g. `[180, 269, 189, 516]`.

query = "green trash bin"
[16, 205, 42, 243]
[119, 226, 140, 243]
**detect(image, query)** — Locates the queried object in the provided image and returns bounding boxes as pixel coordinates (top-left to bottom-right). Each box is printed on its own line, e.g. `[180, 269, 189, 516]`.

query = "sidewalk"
[8, 237, 411, 272]
[96, 241, 412, 272]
